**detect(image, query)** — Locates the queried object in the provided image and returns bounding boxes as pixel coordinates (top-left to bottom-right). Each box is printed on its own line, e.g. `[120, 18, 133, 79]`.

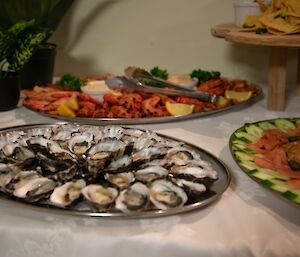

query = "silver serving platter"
[24, 86, 263, 125]
[0, 123, 231, 218]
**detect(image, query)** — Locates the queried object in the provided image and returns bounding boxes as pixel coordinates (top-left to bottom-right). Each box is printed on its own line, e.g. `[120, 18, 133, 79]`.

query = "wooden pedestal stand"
[211, 23, 300, 111]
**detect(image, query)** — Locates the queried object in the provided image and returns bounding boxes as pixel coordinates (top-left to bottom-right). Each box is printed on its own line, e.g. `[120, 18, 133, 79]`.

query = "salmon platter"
[230, 117, 300, 207]
[0, 124, 230, 218]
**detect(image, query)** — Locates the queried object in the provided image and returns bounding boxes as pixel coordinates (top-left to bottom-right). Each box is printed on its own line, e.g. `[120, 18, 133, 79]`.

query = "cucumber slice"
[245, 124, 263, 138]
[232, 140, 247, 150]
[282, 190, 300, 202]
[234, 151, 254, 162]
[270, 182, 290, 193]
[252, 170, 277, 180]
[234, 132, 257, 144]
[240, 160, 257, 171]
[258, 121, 276, 131]
[274, 118, 296, 132]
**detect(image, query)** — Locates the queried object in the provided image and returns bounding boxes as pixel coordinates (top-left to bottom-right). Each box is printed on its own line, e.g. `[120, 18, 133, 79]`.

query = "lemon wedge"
[217, 96, 230, 108]
[66, 96, 79, 111]
[224, 90, 252, 102]
[166, 102, 194, 116]
[57, 104, 76, 117]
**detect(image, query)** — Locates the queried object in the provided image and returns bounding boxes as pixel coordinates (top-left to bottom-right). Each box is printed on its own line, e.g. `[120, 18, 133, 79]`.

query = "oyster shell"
[115, 182, 149, 212]
[106, 155, 132, 173]
[86, 138, 128, 174]
[68, 133, 94, 156]
[135, 165, 169, 184]
[175, 179, 206, 197]
[36, 152, 78, 182]
[132, 147, 163, 164]
[105, 172, 134, 189]
[166, 147, 195, 166]
[149, 179, 187, 210]
[13, 175, 57, 202]
[82, 184, 119, 210]
[50, 179, 86, 207]
[0, 167, 20, 191]
[2, 143, 35, 163]
[102, 126, 124, 139]
[171, 165, 218, 179]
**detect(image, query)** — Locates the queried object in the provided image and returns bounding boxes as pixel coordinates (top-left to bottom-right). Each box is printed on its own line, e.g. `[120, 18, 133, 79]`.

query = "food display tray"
[0, 123, 231, 218]
[24, 86, 263, 125]
[230, 117, 300, 208]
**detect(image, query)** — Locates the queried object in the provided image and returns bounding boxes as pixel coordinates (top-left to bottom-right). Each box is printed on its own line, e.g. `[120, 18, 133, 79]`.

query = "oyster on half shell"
[105, 172, 134, 189]
[50, 179, 86, 207]
[115, 182, 149, 212]
[13, 175, 57, 202]
[135, 165, 169, 184]
[82, 184, 118, 210]
[149, 179, 188, 210]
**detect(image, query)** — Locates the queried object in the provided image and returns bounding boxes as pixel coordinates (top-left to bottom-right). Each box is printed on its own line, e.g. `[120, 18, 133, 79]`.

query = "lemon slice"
[224, 90, 252, 102]
[217, 96, 230, 108]
[166, 102, 194, 116]
[57, 104, 76, 117]
[66, 96, 79, 111]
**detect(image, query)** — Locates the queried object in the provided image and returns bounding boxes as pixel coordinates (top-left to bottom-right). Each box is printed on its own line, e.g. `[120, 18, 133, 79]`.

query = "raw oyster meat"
[149, 179, 188, 210]
[0, 124, 221, 214]
[82, 184, 118, 210]
[50, 179, 86, 207]
[115, 182, 149, 212]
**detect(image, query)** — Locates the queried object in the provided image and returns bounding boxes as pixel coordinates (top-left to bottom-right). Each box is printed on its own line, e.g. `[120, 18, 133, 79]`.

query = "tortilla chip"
[243, 15, 263, 29]
[286, 0, 300, 14]
[241, 0, 300, 35]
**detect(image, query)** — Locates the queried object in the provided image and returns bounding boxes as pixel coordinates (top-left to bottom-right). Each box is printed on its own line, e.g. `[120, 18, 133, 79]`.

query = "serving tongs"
[105, 76, 218, 103]
[124, 66, 196, 92]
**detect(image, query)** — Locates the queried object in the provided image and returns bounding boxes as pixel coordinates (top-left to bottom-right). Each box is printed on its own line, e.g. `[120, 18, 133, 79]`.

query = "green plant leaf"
[8, 31, 48, 71]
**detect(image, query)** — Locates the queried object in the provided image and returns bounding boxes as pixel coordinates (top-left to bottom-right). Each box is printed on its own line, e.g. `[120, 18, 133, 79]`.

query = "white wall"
[51, 0, 297, 90]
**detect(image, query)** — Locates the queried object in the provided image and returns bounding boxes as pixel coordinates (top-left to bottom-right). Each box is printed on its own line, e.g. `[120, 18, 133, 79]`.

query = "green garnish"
[141, 66, 169, 88]
[57, 74, 86, 91]
[190, 69, 221, 84]
[150, 66, 169, 80]
[255, 28, 268, 34]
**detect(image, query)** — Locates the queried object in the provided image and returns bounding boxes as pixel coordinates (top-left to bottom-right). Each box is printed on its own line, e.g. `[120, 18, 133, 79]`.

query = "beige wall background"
[51, 0, 298, 91]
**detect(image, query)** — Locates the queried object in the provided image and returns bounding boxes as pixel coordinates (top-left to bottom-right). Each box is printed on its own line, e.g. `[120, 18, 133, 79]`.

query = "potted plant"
[0, 19, 49, 111]
[0, 0, 74, 89]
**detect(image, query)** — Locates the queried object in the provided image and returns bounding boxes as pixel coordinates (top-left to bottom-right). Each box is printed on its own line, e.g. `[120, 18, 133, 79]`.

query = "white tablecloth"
[0, 91, 299, 257]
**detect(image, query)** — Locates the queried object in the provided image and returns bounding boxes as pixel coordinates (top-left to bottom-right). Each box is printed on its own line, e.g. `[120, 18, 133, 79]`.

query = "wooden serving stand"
[211, 23, 300, 111]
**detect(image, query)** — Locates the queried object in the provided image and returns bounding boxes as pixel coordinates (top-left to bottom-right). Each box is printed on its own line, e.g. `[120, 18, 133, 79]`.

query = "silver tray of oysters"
[0, 124, 230, 218]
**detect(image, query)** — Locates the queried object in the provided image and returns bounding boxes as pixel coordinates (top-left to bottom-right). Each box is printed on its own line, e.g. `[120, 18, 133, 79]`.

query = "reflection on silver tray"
[24, 87, 263, 125]
[0, 123, 230, 218]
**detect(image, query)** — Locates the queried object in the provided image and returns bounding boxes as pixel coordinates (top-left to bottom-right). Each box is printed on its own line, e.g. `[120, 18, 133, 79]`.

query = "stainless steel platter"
[23, 85, 263, 125]
[0, 123, 230, 218]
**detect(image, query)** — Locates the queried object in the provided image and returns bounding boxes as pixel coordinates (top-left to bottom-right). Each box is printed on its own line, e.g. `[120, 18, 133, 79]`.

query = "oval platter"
[0, 123, 231, 218]
[229, 117, 300, 207]
[23, 83, 263, 125]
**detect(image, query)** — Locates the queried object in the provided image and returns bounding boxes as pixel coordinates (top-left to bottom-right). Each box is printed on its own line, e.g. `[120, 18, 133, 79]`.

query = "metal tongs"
[105, 67, 217, 103]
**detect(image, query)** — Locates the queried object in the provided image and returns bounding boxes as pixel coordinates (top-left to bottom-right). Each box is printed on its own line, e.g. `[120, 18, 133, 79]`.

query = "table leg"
[296, 49, 300, 96]
[267, 47, 287, 111]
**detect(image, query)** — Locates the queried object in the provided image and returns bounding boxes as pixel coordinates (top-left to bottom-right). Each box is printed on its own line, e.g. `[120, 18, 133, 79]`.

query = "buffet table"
[0, 90, 299, 257]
